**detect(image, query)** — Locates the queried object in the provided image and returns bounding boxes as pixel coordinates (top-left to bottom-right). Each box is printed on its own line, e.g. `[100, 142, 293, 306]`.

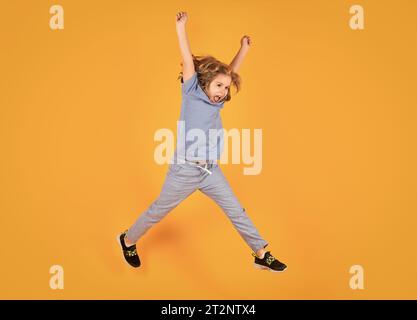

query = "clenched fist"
[176, 11, 188, 27]
[240, 35, 252, 49]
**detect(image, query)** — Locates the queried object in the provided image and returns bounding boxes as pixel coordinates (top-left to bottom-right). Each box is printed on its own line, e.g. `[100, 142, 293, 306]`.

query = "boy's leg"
[198, 164, 268, 253]
[126, 164, 199, 243]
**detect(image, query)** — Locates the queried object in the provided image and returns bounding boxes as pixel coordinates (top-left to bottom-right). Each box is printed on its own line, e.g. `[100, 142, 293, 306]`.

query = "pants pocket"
[169, 164, 182, 174]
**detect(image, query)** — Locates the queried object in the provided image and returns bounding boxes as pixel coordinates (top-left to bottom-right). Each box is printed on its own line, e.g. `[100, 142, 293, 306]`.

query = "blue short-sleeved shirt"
[172, 72, 225, 164]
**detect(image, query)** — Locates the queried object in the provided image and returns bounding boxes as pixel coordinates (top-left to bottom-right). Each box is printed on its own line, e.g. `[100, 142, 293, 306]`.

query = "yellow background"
[1, 0, 416, 299]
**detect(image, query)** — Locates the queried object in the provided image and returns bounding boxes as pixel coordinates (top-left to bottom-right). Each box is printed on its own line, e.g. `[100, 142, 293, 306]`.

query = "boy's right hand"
[176, 11, 188, 27]
[240, 35, 252, 49]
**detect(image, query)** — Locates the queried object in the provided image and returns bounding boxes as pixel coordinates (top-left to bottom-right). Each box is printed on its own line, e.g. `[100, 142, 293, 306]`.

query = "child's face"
[207, 74, 231, 103]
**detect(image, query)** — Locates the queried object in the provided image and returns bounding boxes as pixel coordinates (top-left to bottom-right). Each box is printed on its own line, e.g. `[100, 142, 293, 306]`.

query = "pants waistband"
[185, 160, 215, 175]
[185, 159, 216, 165]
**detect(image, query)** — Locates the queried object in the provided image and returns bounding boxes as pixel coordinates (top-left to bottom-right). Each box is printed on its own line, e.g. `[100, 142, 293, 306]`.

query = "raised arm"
[229, 35, 251, 73]
[176, 12, 195, 82]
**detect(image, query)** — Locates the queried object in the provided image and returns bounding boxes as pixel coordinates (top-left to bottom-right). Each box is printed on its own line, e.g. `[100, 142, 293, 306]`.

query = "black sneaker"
[117, 230, 141, 268]
[253, 251, 287, 272]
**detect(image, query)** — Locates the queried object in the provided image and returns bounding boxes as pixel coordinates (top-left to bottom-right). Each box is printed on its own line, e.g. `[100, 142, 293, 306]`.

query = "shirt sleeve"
[181, 72, 199, 96]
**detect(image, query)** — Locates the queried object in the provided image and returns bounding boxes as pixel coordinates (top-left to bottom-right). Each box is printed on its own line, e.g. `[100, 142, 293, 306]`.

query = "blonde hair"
[178, 55, 241, 102]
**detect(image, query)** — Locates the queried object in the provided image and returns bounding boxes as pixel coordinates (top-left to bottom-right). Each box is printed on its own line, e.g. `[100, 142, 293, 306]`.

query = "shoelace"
[252, 252, 276, 265]
[125, 247, 137, 257]
[265, 254, 276, 265]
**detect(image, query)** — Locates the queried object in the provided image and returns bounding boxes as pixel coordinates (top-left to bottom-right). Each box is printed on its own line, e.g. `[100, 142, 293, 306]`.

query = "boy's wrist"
[240, 45, 250, 52]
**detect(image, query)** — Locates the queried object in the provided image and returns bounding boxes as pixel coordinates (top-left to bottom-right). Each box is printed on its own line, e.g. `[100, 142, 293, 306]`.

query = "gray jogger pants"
[126, 161, 268, 253]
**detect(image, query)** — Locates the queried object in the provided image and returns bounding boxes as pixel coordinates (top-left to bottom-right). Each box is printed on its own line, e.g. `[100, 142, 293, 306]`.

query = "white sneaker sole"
[254, 263, 287, 273]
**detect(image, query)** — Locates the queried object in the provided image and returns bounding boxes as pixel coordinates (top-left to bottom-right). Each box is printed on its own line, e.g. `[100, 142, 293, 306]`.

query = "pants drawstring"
[196, 163, 212, 175]
[186, 161, 213, 175]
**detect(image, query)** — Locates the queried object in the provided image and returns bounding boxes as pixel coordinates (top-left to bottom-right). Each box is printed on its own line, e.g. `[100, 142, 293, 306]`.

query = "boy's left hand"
[240, 35, 251, 49]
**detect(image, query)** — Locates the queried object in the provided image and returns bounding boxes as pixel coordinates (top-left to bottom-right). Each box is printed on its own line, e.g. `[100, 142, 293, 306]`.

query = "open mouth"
[213, 95, 221, 102]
